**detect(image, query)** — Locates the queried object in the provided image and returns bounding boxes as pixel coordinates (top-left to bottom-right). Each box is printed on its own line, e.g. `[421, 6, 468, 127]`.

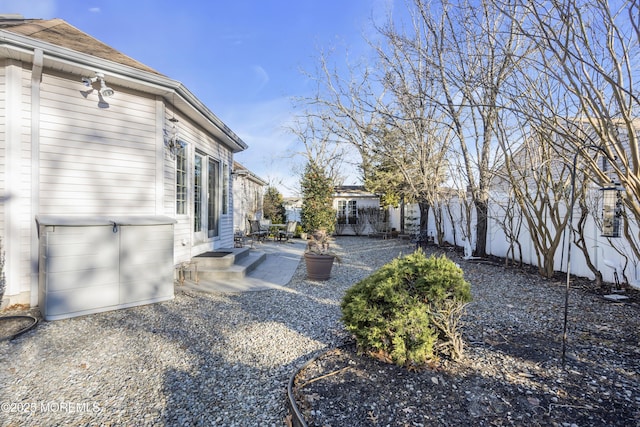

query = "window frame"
[348, 200, 357, 224]
[176, 144, 187, 215]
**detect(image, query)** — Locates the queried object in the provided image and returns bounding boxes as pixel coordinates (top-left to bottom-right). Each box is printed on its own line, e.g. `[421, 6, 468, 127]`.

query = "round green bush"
[341, 249, 471, 368]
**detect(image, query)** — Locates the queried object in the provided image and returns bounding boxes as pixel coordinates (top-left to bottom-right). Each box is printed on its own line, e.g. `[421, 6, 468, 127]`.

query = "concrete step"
[196, 250, 266, 282]
[192, 248, 250, 270]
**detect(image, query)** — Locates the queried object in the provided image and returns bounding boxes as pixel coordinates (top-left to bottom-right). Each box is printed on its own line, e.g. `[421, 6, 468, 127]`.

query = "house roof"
[232, 161, 268, 186]
[0, 17, 248, 153]
[0, 18, 160, 75]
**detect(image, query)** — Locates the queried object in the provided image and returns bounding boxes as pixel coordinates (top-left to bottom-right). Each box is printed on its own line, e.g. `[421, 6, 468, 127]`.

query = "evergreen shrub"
[300, 161, 335, 234]
[341, 249, 471, 368]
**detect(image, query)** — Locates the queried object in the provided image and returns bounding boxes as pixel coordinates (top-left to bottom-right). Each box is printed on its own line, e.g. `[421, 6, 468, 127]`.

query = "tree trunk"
[419, 201, 430, 233]
[400, 197, 405, 234]
[574, 201, 603, 288]
[474, 198, 488, 257]
[541, 250, 556, 278]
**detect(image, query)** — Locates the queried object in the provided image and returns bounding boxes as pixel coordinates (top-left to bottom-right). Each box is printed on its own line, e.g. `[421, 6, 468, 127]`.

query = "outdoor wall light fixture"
[165, 117, 185, 156]
[81, 72, 115, 97]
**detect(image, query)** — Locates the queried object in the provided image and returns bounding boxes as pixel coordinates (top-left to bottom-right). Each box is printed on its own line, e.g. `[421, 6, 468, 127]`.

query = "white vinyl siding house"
[232, 161, 267, 234]
[0, 18, 247, 309]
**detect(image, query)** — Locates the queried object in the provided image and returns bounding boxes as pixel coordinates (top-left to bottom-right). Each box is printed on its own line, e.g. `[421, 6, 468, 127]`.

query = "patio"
[180, 238, 307, 293]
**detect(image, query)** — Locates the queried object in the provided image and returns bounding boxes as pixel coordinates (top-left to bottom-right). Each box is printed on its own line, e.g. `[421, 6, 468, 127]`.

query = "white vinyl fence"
[390, 191, 640, 287]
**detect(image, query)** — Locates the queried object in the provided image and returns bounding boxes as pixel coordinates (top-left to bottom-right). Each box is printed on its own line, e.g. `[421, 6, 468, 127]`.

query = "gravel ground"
[0, 237, 410, 426]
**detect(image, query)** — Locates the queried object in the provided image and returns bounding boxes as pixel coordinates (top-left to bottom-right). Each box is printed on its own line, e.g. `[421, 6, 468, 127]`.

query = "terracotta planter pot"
[304, 253, 335, 281]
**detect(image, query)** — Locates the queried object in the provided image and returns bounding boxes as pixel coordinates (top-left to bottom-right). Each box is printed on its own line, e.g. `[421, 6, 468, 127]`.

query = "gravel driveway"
[0, 237, 409, 426]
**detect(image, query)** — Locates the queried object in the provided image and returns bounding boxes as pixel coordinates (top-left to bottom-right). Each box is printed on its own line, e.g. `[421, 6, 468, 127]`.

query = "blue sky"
[0, 0, 395, 196]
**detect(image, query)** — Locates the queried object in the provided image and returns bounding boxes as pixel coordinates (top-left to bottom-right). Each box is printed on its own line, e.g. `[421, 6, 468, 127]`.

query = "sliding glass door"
[194, 152, 220, 241]
[208, 158, 220, 238]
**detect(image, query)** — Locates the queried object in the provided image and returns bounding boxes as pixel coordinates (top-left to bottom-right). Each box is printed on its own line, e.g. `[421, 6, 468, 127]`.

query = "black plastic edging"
[287, 343, 353, 427]
[0, 315, 39, 342]
[287, 354, 317, 427]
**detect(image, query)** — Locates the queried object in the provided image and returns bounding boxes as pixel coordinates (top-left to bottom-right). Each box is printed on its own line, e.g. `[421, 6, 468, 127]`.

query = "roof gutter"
[232, 168, 267, 186]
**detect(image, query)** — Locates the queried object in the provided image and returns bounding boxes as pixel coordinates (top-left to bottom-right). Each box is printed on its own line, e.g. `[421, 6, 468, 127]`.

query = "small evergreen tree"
[262, 186, 286, 224]
[300, 161, 336, 234]
[341, 250, 471, 368]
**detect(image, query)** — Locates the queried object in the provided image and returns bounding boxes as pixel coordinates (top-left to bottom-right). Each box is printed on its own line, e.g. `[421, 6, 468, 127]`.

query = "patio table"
[269, 224, 286, 241]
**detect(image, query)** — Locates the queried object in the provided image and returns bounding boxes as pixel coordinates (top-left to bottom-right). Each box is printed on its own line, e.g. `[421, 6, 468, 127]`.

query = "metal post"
[562, 144, 617, 367]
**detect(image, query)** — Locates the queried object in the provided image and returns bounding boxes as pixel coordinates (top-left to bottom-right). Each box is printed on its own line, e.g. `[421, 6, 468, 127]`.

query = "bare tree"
[489, 41, 582, 278]
[507, 0, 640, 263]
[407, 0, 526, 257]
[288, 114, 346, 185]
[496, 121, 574, 277]
[489, 187, 524, 267]
[305, 17, 453, 236]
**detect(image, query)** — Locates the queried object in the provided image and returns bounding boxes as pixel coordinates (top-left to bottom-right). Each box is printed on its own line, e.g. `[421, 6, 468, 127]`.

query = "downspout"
[30, 48, 43, 307]
[4, 59, 21, 307]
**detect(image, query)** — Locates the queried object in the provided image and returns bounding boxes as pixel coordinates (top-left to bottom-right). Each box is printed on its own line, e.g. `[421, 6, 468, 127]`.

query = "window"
[337, 200, 347, 224]
[337, 200, 357, 224]
[255, 186, 262, 216]
[194, 154, 202, 232]
[222, 163, 229, 214]
[176, 145, 187, 215]
[348, 200, 357, 224]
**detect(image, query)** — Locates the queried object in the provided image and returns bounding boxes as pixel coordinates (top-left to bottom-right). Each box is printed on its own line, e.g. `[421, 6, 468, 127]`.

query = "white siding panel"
[1, 62, 35, 301]
[38, 74, 158, 216]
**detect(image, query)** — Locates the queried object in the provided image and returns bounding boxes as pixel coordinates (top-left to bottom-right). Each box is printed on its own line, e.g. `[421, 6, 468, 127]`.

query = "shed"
[36, 215, 175, 320]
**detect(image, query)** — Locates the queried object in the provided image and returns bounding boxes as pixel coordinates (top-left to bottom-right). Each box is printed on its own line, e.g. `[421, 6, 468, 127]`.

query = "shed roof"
[333, 185, 379, 198]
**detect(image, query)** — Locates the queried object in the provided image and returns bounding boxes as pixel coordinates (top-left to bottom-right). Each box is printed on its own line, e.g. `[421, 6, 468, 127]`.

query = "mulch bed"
[292, 249, 640, 426]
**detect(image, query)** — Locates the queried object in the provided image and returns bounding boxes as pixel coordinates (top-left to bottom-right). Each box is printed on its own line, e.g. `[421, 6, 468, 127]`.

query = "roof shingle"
[0, 18, 162, 75]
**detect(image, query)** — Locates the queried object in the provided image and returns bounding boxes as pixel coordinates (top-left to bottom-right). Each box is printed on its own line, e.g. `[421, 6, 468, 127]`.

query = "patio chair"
[233, 228, 245, 248]
[248, 219, 267, 245]
[259, 218, 272, 239]
[374, 221, 391, 239]
[278, 220, 297, 242]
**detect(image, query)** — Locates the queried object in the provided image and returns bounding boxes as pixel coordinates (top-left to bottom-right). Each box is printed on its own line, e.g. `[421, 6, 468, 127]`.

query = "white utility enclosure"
[37, 216, 176, 321]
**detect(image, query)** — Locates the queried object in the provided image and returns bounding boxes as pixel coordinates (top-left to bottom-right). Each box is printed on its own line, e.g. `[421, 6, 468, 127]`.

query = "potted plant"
[304, 232, 340, 280]
[300, 161, 338, 280]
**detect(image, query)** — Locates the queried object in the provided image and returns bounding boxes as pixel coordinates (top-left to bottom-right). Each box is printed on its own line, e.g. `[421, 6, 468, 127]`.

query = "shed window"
[348, 200, 357, 224]
[337, 200, 347, 223]
[337, 200, 357, 224]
